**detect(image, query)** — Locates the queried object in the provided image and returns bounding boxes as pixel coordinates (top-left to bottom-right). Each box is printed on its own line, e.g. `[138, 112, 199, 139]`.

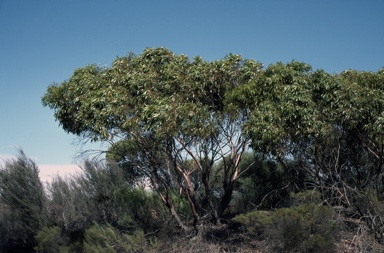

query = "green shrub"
[270, 205, 339, 252]
[271, 207, 307, 249]
[35, 226, 67, 253]
[290, 189, 322, 206]
[235, 156, 291, 211]
[0, 151, 47, 253]
[233, 191, 340, 253]
[232, 211, 272, 238]
[301, 234, 335, 253]
[83, 222, 145, 253]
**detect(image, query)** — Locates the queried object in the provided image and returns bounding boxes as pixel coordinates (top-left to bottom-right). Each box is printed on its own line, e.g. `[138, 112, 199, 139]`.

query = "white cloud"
[38, 164, 83, 184]
[0, 154, 15, 166]
[0, 153, 15, 160]
[0, 154, 83, 184]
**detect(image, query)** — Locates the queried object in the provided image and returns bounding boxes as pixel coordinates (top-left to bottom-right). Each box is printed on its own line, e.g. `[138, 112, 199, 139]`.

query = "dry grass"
[335, 219, 384, 253]
[143, 218, 384, 253]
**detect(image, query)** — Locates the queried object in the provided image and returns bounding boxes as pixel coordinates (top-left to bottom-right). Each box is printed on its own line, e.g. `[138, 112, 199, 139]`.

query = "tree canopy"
[43, 48, 263, 230]
[42, 47, 384, 233]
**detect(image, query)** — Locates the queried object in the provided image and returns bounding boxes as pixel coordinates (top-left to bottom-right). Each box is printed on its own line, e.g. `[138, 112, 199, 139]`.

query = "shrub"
[269, 205, 339, 252]
[234, 155, 307, 212]
[0, 151, 47, 253]
[289, 189, 322, 206]
[235, 156, 289, 211]
[232, 211, 272, 238]
[233, 190, 340, 253]
[83, 222, 146, 253]
[35, 226, 67, 253]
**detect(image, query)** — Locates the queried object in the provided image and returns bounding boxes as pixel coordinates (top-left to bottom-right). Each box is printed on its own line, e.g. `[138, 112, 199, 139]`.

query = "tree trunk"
[159, 191, 189, 231]
[202, 171, 221, 224]
[217, 181, 234, 218]
[155, 188, 190, 231]
[174, 164, 199, 231]
[169, 203, 189, 231]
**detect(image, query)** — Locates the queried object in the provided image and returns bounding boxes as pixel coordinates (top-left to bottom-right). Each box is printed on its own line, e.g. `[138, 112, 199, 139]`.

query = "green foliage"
[118, 188, 167, 232]
[228, 60, 320, 154]
[42, 48, 260, 142]
[290, 189, 322, 206]
[301, 234, 335, 253]
[45, 160, 166, 249]
[234, 154, 307, 211]
[46, 175, 90, 242]
[35, 226, 67, 253]
[270, 204, 338, 252]
[239, 156, 287, 209]
[41, 48, 384, 245]
[233, 191, 340, 253]
[77, 160, 135, 224]
[0, 150, 47, 253]
[83, 223, 145, 253]
[232, 211, 272, 238]
[43, 47, 263, 227]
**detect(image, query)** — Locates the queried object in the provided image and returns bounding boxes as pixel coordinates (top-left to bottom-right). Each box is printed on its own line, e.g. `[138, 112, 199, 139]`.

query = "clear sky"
[0, 0, 383, 174]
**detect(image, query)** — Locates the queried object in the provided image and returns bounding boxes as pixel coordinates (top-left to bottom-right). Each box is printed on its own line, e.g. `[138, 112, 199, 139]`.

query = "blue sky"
[0, 0, 383, 167]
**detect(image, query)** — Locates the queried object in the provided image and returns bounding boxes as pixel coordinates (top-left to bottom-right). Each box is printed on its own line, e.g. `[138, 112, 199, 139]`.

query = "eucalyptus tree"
[299, 68, 384, 194]
[229, 60, 384, 201]
[42, 47, 261, 230]
[327, 69, 384, 193]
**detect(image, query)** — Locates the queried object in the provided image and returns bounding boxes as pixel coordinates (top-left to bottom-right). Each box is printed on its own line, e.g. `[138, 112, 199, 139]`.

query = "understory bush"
[233, 190, 340, 253]
[83, 223, 146, 253]
[34, 226, 67, 253]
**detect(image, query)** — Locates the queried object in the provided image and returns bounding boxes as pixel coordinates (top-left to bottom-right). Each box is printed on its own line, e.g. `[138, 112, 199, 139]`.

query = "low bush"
[35, 226, 67, 253]
[233, 190, 340, 253]
[232, 211, 272, 239]
[83, 222, 146, 253]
